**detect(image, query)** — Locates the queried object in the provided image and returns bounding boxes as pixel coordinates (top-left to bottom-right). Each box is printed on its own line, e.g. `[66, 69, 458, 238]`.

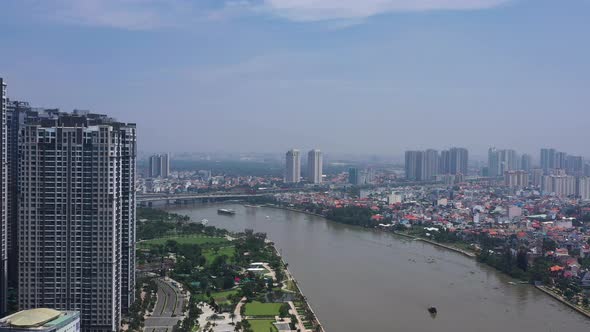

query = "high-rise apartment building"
[307, 149, 322, 184]
[5, 101, 36, 289]
[521, 154, 532, 172]
[0, 78, 7, 315]
[348, 167, 359, 185]
[504, 170, 528, 188]
[577, 177, 590, 201]
[285, 149, 301, 183]
[448, 147, 468, 175]
[542, 174, 576, 198]
[406, 150, 439, 181]
[555, 151, 567, 170]
[488, 148, 520, 177]
[540, 148, 555, 174]
[404, 151, 421, 181]
[424, 149, 439, 181]
[531, 169, 544, 187]
[566, 155, 584, 176]
[148, 153, 169, 178]
[17, 110, 136, 331]
[488, 147, 500, 177]
[439, 150, 450, 174]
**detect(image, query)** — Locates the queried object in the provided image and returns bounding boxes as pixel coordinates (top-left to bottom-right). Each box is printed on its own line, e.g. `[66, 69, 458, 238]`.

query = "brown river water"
[169, 203, 590, 332]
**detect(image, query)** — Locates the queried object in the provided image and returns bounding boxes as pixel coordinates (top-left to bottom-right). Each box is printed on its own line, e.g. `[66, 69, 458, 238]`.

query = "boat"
[217, 209, 236, 215]
[265, 216, 271, 220]
[244, 204, 260, 208]
[428, 307, 438, 314]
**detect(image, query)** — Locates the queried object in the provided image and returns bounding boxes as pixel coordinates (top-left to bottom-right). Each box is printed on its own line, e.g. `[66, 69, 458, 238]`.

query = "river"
[168, 203, 590, 332]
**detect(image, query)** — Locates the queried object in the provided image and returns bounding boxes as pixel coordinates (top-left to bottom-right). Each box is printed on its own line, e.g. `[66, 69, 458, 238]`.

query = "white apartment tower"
[148, 153, 169, 178]
[18, 110, 136, 332]
[307, 149, 323, 184]
[285, 149, 301, 183]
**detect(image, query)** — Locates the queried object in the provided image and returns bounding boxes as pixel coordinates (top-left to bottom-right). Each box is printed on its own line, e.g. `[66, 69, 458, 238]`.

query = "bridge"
[137, 192, 271, 206]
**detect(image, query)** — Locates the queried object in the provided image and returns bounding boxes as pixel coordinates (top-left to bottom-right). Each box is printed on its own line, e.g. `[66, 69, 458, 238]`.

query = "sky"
[1, 0, 589, 159]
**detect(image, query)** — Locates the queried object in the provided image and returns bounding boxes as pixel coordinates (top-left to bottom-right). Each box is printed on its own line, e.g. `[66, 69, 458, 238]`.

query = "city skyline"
[1, 0, 589, 154]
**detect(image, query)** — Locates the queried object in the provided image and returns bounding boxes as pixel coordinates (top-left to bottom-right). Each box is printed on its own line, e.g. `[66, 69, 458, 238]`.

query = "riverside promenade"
[271, 246, 326, 332]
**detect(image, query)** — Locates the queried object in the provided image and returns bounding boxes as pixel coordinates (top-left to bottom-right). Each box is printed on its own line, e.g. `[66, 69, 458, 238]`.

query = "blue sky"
[1, 0, 589, 159]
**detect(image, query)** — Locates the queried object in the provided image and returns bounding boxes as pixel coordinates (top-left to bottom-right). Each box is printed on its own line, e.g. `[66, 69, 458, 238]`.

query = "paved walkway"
[196, 297, 246, 332]
[288, 301, 309, 332]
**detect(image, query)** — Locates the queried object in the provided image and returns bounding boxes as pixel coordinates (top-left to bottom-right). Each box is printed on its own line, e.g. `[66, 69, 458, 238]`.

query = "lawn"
[203, 246, 235, 265]
[138, 234, 228, 248]
[211, 289, 239, 303]
[247, 319, 278, 332]
[244, 301, 282, 317]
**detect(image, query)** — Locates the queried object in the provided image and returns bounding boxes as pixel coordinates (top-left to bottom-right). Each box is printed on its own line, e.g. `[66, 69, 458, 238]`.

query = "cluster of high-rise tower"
[0, 77, 136, 332]
[148, 153, 170, 178]
[285, 149, 323, 184]
[404, 147, 469, 181]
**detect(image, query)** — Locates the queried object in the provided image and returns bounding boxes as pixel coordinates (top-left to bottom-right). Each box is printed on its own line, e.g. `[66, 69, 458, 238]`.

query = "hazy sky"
[1, 0, 589, 158]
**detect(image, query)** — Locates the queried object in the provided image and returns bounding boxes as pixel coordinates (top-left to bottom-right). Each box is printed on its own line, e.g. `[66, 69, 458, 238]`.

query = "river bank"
[392, 231, 477, 258]
[260, 204, 590, 322]
[535, 285, 590, 320]
[271, 245, 325, 332]
[170, 203, 590, 331]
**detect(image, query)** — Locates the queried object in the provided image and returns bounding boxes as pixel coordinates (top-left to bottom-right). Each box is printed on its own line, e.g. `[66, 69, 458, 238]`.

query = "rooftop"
[0, 309, 79, 329]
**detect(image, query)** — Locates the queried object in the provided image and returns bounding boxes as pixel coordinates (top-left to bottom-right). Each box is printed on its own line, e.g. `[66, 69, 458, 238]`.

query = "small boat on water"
[428, 307, 438, 315]
[244, 204, 260, 208]
[217, 209, 236, 215]
[265, 215, 271, 220]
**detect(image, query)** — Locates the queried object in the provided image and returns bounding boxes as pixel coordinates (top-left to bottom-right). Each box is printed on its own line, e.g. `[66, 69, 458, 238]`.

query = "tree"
[230, 312, 236, 323]
[279, 303, 290, 318]
[516, 248, 528, 271]
[542, 238, 556, 253]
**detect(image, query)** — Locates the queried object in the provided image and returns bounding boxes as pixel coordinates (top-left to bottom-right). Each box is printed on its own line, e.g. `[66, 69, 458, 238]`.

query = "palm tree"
[230, 312, 236, 323]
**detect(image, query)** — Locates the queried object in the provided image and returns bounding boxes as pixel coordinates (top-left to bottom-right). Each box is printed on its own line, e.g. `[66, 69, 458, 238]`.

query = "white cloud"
[27, 0, 513, 29]
[258, 0, 513, 21]
[31, 0, 197, 30]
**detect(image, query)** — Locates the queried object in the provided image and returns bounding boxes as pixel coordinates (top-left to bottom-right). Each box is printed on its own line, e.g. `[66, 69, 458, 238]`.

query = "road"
[144, 278, 185, 332]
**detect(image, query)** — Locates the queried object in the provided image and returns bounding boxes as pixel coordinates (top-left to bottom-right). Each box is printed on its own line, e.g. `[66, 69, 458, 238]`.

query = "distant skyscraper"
[577, 177, 590, 200]
[448, 147, 468, 175]
[531, 169, 544, 187]
[0, 78, 6, 315]
[439, 150, 450, 174]
[542, 174, 576, 198]
[148, 154, 160, 177]
[405, 151, 421, 181]
[424, 149, 439, 181]
[540, 148, 556, 174]
[406, 150, 438, 181]
[555, 151, 567, 169]
[148, 153, 170, 178]
[18, 110, 136, 331]
[307, 149, 322, 184]
[504, 170, 528, 188]
[521, 154, 532, 172]
[285, 149, 301, 183]
[160, 153, 170, 178]
[566, 155, 583, 176]
[348, 167, 359, 185]
[488, 147, 500, 177]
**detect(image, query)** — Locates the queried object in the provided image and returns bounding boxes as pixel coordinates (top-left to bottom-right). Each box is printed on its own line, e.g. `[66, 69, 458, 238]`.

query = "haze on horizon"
[1, 0, 589, 157]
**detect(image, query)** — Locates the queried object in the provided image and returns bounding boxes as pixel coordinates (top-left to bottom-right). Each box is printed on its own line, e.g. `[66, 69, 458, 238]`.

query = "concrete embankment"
[392, 232, 476, 258]
[535, 285, 590, 320]
[271, 246, 326, 332]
